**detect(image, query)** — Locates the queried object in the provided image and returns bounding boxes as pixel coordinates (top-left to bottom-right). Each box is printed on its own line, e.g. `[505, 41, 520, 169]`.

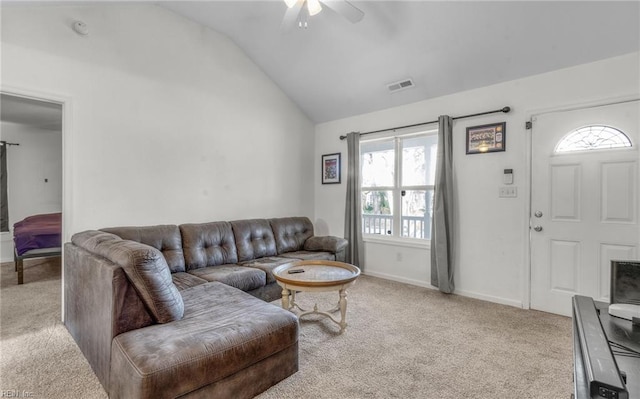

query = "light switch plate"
[499, 186, 517, 198]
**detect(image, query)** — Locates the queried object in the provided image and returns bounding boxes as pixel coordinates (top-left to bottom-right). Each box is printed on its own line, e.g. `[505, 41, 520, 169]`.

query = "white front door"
[530, 100, 639, 316]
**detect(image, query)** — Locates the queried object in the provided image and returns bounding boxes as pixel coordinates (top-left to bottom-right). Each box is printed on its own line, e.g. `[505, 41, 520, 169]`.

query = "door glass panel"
[555, 125, 632, 153]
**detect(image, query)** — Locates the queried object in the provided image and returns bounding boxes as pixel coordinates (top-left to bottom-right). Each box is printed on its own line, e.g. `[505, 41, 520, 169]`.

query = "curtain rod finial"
[339, 135, 347, 140]
[502, 106, 511, 113]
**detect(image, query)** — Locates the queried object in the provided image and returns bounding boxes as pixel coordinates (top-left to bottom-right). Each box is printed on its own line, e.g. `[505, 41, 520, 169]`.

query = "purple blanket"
[13, 213, 62, 256]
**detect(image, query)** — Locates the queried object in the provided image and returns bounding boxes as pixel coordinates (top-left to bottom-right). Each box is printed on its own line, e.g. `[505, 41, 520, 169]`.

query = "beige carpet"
[0, 259, 573, 398]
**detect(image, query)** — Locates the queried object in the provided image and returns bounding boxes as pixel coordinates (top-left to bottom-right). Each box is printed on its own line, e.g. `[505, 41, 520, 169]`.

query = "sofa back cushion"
[230, 219, 277, 262]
[100, 225, 186, 273]
[71, 230, 184, 324]
[180, 222, 239, 269]
[269, 217, 314, 254]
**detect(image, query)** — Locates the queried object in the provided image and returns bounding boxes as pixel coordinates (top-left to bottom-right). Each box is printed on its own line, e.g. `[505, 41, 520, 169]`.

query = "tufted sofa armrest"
[304, 236, 348, 253]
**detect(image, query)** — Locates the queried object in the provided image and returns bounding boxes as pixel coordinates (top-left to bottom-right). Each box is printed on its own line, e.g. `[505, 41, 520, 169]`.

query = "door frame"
[1, 84, 74, 321]
[523, 94, 640, 311]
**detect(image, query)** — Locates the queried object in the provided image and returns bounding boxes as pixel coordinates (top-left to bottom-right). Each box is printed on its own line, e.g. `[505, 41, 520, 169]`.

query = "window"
[361, 132, 437, 240]
[555, 125, 632, 153]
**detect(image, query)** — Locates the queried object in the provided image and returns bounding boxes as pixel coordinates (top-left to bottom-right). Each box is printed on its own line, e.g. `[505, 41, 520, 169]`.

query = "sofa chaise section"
[110, 282, 298, 399]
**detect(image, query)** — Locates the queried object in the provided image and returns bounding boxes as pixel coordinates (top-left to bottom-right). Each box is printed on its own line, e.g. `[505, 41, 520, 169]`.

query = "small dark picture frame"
[321, 153, 341, 184]
[466, 122, 506, 154]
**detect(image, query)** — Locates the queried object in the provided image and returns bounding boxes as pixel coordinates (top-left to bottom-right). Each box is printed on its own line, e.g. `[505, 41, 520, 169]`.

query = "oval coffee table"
[272, 260, 361, 333]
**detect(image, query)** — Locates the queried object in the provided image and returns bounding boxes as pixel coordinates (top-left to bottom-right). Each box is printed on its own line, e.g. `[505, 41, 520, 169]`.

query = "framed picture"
[321, 153, 341, 184]
[466, 122, 506, 154]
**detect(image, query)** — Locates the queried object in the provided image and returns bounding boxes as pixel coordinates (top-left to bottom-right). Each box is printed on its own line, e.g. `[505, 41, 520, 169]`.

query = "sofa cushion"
[279, 251, 335, 261]
[109, 282, 298, 399]
[269, 217, 314, 254]
[71, 231, 184, 323]
[171, 272, 208, 291]
[188, 265, 266, 292]
[239, 256, 294, 284]
[304, 236, 348, 253]
[230, 219, 278, 262]
[101, 225, 186, 273]
[180, 222, 239, 269]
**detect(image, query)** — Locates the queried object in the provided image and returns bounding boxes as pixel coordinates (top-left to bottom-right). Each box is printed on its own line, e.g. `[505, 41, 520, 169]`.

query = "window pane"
[555, 125, 632, 153]
[362, 190, 394, 235]
[402, 135, 437, 186]
[401, 189, 433, 239]
[361, 140, 395, 187]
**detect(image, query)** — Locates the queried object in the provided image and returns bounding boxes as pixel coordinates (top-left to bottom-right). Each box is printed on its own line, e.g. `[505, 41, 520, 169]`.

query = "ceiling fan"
[282, 0, 365, 29]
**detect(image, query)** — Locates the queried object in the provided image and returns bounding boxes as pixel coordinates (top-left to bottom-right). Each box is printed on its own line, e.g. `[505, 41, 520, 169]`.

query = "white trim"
[364, 271, 524, 309]
[527, 94, 640, 121]
[522, 116, 532, 311]
[1, 231, 13, 263]
[363, 270, 434, 289]
[359, 126, 438, 143]
[363, 235, 430, 249]
[453, 288, 524, 309]
[523, 94, 640, 312]
[1, 85, 73, 323]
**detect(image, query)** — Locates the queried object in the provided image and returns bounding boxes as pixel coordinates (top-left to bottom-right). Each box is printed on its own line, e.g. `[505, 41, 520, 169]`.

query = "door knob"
[533, 226, 543, 232]
[534, 211, 543, 218]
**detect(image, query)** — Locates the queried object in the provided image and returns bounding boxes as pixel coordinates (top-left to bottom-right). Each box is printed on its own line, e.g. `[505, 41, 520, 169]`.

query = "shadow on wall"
[315, 219, 330, 236]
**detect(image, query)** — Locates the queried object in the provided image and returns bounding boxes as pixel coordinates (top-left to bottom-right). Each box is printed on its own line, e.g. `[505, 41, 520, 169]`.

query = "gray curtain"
[344, 132, 364, 268]
[430, 116, 454, 293]
[1, 143, 8, 232]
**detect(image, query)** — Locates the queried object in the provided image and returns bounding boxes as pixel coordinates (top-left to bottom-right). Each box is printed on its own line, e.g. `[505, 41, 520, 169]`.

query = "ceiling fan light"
[307, 0, 322, 16]
[284, 0, 298, 9]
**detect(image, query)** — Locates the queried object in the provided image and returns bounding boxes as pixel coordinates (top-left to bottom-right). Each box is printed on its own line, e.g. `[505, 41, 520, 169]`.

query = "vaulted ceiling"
[2, 2, 638, 126]
[161, 1, 640, 123]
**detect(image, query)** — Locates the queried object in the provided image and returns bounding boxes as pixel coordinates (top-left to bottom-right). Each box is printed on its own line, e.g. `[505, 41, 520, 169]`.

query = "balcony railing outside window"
[363, 214, 432, 240]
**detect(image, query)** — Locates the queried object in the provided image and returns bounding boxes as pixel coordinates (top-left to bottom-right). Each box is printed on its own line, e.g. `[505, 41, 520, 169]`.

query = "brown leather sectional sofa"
[64, 216, 347, 398]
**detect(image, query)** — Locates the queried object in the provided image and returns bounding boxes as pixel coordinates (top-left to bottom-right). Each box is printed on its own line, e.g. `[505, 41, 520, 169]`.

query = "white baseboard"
[1, 232, 14, 263]
[453, 289, 523, 309]
[362, 270, 523, 309]
[363, 270, 435, 289]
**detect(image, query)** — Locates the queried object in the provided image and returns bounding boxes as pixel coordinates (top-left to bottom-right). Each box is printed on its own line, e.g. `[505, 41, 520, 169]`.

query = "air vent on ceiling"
[387, 78, 415, 93]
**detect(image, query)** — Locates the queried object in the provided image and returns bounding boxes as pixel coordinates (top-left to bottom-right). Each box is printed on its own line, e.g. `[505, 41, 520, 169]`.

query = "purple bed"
[13, 212, 62, 284]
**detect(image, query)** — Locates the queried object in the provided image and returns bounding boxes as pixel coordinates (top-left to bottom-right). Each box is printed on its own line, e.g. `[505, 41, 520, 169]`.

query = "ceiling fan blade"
[321, 0, 364, 23]
[281, 0, 304, 30]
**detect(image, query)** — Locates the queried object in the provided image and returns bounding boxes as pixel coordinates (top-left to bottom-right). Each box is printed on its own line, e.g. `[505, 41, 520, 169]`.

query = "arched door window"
[555, 125, 632, 153]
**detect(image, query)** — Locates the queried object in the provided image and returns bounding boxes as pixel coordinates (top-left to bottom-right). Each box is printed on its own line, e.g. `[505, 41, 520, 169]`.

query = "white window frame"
[360, 129, 437, 247]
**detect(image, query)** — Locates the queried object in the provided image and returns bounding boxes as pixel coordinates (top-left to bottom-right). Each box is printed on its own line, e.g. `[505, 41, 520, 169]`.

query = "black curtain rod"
[338, 106, 511, 140]
[0, 141, 20, 146]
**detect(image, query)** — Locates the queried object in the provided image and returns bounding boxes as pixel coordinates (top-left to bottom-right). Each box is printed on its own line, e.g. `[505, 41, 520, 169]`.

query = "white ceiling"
[1, 2, 638, 126]
[160, 1, 640, 123]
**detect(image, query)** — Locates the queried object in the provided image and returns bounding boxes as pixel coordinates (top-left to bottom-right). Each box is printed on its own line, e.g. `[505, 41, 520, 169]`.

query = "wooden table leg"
[338, 288, 348, 333]
[281, 287, 290, 311]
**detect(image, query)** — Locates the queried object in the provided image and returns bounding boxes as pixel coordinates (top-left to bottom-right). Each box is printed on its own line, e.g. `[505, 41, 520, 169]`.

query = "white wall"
[315, 52, 640, 307]
[1, 4, 315, 239]
[1, 122, 63, 261]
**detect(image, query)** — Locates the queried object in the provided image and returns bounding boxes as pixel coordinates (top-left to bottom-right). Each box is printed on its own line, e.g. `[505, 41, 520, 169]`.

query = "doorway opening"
[1, 93, 64, 284]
